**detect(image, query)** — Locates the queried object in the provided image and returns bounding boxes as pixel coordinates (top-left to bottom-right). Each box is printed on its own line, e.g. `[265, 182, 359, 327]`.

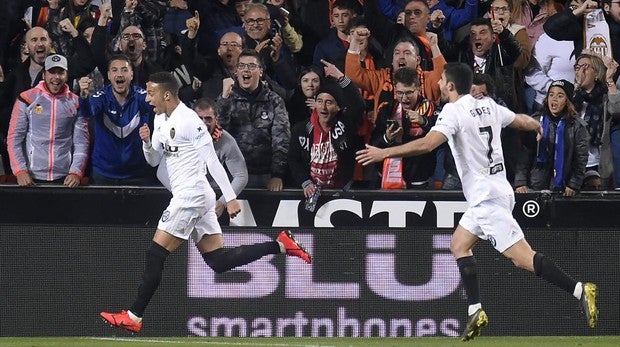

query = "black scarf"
[573, 81, 607, 147]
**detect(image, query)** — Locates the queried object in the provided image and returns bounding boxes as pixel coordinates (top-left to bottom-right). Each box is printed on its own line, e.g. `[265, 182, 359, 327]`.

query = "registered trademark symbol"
[522, 200, 540, 218]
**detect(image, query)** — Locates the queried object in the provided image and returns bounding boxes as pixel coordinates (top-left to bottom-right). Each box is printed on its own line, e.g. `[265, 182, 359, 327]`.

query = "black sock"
[533, 252, 577, 294]
[130, 242, 170, 317]
[202, 241, 280, 273]
[457, 256, 480, 305]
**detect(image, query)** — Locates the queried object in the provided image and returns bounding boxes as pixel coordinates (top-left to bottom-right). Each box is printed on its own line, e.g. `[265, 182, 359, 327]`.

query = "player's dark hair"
[393, 67, 420, 87]
[444, 62, 473, 95]
[148, 71, 180, 95]
[107, 54, 133, 71]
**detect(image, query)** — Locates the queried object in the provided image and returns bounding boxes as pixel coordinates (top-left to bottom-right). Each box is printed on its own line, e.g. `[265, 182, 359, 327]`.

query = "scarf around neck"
[573, 81, 606, 146]
[536, 114, 566, 189]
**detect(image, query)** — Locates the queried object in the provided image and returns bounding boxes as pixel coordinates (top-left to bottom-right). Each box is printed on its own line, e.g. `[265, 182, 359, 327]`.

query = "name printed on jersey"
[469, 106, 491, 118]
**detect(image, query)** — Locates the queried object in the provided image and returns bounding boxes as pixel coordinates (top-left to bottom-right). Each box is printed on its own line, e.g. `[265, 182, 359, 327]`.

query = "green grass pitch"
[0, 336, 619, 347]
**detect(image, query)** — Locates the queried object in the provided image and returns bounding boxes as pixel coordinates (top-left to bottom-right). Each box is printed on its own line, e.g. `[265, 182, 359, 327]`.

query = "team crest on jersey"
[161, 210, 170, 222]
[260, 111, 269, 120]
[34, 104, 43, 114]
[170, 128, 176, 139]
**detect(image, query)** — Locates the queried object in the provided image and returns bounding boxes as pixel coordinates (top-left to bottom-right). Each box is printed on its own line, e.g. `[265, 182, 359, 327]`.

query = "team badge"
[589, 36, 609, 58]
[170, 128, 175, 139]
[260, 111, 269, 120]
[161, 210, 170, 222]
[34, 104, 43, 114]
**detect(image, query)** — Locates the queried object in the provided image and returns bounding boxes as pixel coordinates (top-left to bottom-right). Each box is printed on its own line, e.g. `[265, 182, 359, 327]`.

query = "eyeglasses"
[491, 6, 510, 14]
[403, 9, 425, 17]
[395, 90, 417, 98]
[574, 63, 591, 71]
[244, 18, 269, 26]
[237, 62, 261, 70]
[121, 33, 143, 40]
[220, 42, 242, 48]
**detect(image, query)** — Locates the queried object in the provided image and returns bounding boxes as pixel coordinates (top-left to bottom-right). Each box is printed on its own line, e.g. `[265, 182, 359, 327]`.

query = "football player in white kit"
[356, 63, 598, 341]
[100, 72, 311, 333]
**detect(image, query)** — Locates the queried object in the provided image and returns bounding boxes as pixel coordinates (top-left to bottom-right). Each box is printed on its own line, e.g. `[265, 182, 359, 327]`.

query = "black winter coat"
[514, 113, 590, 191]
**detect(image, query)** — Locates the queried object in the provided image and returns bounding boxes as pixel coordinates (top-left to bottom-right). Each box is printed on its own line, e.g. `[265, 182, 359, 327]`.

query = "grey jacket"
[216, 84, 290, 178]
[7, 82, 89, 181]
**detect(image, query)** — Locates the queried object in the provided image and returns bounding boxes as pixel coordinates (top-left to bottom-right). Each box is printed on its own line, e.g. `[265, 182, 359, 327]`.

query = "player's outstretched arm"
[509, 113, 543, 140]
[356, 130, 447, 166]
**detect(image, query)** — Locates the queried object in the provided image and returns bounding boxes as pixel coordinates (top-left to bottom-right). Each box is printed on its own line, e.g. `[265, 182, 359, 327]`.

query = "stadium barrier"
[0, 186, 618, 337]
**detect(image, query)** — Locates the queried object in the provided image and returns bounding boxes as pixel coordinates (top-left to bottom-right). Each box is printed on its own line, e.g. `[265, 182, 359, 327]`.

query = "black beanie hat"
[317, 81, 344, 107]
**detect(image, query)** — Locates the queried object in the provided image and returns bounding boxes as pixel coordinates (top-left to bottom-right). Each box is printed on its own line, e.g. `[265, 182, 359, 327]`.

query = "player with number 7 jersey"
[355, 63, 598, 341]
[432, 86, 513, 207]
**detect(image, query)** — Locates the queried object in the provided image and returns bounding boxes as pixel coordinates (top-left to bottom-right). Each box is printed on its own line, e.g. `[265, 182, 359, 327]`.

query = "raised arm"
[356, 130, 448, 166]
[140, 123, 162, 167]
[509, 113, 543, 139]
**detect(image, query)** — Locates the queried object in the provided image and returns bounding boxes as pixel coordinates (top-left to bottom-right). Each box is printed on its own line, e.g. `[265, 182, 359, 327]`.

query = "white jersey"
[432, 95, 516, 206]
[150, 102, 213, 205]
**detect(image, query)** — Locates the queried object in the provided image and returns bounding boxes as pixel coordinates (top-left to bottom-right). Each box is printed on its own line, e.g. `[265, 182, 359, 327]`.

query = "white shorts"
[458, 194, 524, 253]
[157, 195, 222, 243]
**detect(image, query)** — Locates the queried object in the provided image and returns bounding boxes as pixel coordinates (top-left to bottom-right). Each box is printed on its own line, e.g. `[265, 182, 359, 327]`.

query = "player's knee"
[509, 254, 534, 272]
[450, 239, 468, 258]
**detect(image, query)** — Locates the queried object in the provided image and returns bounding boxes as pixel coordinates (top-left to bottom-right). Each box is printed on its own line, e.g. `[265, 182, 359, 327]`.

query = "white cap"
[45, 54, 68, 71]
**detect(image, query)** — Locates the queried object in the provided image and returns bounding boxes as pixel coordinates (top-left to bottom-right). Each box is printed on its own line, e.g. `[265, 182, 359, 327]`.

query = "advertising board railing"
[0, 187, 617, 336]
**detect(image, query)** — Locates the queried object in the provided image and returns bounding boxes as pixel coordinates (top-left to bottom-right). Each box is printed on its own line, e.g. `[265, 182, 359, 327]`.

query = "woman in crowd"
[571, 53, 620, 190]
[514, 80, 589, 196]
[286, 66, 324, 127]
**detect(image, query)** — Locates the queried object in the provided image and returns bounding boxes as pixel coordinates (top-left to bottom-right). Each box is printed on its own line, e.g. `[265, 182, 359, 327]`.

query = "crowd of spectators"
[0, 0, 619, 194]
